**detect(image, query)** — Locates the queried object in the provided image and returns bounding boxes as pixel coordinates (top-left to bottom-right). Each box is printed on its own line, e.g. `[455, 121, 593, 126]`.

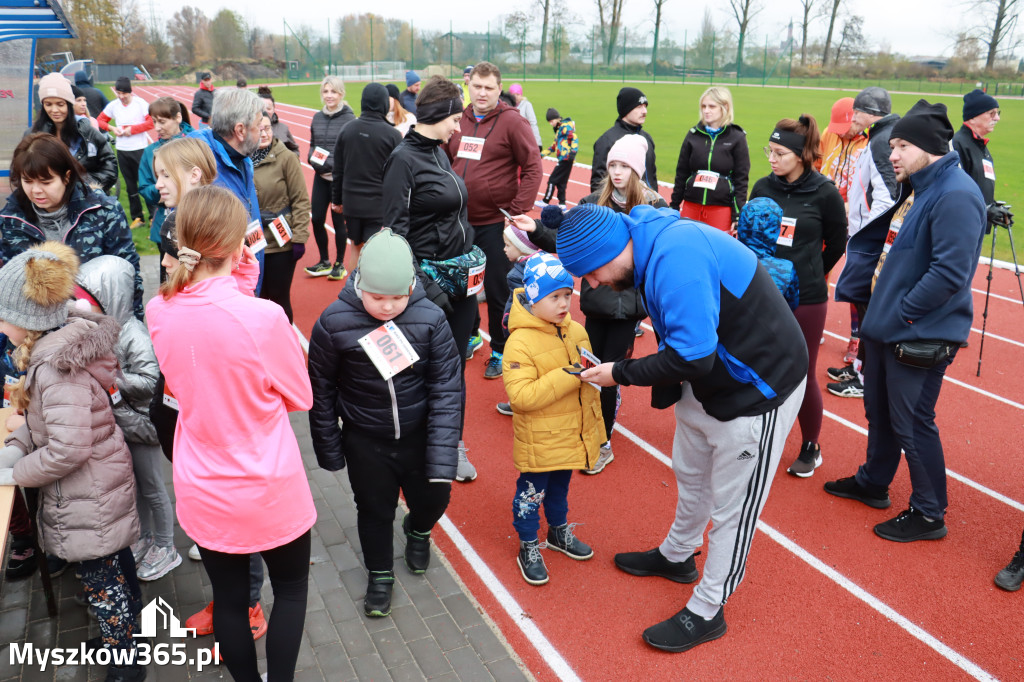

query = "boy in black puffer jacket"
[307, 229, 462, 618]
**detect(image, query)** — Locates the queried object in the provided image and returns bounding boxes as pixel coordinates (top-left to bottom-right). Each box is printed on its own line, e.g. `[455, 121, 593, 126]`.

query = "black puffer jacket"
[382, 129, 474, 304]
[32, 119, 118, 193]
[332, 83, 404, 217]
[952, 125, 995, 207]
[307, 279, 462, 479]
[577, 190, 665, 320]
[669, 123, 749, 217]
[191, 87, 213, 124]
[748, 168, 848, 305]
[308, 105, 355, 176]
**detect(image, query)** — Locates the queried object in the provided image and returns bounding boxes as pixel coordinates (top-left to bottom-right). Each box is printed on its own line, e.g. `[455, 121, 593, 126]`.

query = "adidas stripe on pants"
[659, 377, 805, 620]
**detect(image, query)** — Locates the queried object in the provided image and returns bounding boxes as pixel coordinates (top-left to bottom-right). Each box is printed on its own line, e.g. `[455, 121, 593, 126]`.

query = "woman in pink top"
[147, 185, 314, 682]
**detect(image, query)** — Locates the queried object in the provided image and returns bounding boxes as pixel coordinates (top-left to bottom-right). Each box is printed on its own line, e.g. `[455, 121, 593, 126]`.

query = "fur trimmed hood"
[27, 308, 121, 390]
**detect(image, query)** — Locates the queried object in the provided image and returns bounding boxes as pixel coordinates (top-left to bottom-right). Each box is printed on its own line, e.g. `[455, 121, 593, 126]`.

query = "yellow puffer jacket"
[502, 289, 604, 473]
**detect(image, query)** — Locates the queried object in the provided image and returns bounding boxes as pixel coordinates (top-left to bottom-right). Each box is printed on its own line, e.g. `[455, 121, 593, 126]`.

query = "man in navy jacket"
[556, 203, 807, 654]
[825, 100, 986, 543]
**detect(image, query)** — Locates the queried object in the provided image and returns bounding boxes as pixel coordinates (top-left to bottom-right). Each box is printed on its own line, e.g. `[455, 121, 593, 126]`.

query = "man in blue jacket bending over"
[824, 100, 986, 542]
[558, 203, 807, 653]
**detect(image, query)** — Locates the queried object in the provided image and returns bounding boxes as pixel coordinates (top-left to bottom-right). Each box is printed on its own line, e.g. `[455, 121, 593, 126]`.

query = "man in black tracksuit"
[952, 89, 1004, 233]
[590, 87, 658, 192]
[332, 83, 404, 264]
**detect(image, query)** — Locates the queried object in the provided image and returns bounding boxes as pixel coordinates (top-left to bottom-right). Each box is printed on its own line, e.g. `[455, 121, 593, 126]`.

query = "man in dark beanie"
[554, 202, 807, 652]
[192, 71, 214, 126]
[825, 99, 986, 543]
[98, 76, 154, 228]
[953, 89, 1006, 233]
[590, 87, 657, 192]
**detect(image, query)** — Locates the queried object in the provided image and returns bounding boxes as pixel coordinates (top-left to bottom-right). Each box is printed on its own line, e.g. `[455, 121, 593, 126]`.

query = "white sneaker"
[188, 543, 202, 561]
[455, 440, 477, 482]
[584, 443, 614, 475]
[137, 545, 182, 581]
[534, 200, 548, 208]
[130, 535, 154, 564]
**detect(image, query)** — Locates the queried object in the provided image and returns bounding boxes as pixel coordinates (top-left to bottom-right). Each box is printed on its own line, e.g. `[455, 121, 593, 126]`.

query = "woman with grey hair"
[304, 76, 355, 281]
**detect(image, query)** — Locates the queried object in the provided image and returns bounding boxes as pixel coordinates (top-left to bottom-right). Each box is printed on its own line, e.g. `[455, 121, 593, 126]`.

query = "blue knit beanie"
[555, 204, 630, 277]
[405, 70, 421, 87]
[963, 89, 998, 122]
[523, 253, 574, 304]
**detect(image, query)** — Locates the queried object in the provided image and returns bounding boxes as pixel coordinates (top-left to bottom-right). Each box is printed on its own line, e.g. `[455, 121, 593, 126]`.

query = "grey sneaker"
[137, 545, 182, 581]
[787, 442, 822, 478]
[130, 535, 154, 564]
[455, 440, 477, 482]
[496, 402, 513, 416]
[584, 443, 614, 475]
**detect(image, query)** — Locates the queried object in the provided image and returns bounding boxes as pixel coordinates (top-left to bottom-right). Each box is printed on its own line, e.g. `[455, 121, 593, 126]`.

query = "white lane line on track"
[609, 423, 998, 682]
[436, 516, 582, 682]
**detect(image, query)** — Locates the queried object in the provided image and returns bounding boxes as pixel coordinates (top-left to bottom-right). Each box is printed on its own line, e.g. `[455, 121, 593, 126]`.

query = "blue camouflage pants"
[512, 470, 572, 542]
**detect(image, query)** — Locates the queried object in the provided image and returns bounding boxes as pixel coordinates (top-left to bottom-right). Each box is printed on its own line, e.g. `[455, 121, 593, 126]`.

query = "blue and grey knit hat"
[555, 204, 630, 277]
[523, 253, 573, 304]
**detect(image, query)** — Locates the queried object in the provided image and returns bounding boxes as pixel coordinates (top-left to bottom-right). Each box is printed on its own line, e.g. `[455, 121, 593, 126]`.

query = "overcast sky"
[157, 0, 980, 59]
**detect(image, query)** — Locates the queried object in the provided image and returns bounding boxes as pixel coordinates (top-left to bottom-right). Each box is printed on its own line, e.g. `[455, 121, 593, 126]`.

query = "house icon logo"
[133, 597, 197, 638]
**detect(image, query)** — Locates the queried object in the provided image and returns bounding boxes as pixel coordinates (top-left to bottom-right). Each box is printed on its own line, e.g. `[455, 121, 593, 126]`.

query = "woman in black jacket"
[382, 76, 478, 483]
[669, 86, 749, 232]
[749, 114, 847, 478]
[304, 76, 355, 280]
[31, 73, 117, 194]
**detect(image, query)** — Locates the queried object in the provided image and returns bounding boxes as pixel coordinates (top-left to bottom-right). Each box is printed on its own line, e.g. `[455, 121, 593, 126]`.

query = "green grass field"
[271, 79, 1024, 263]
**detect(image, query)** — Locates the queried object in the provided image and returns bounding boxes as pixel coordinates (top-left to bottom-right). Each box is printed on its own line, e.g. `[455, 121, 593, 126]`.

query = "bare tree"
[833, 14, 865, 67]
[167, 6, 208, 65]
[595, 0, 627, 64]
[505, 11, 531, 66]
[798, 0, 815, 65]
[651, 0, 668, 74]
[538, 0, 551, 63]
[726, 0, 761, 75]
[967, 0, 1022, 70]
[821, 0, 842, 67]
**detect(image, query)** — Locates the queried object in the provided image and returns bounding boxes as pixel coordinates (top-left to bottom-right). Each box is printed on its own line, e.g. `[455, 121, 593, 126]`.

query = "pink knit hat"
[606, 134, 648, 180]
[38, 72, 75, 105]
[503, 223, 539, 257]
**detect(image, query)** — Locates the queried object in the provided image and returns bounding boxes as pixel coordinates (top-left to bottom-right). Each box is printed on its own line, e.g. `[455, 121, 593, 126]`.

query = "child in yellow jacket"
[502, 252, 604, 585]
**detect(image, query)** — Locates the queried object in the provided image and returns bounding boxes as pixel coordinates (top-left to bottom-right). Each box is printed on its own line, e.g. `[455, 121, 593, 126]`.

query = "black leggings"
[117, 149, 146, 222]
[260, 250, 298, 322]
[310, 174, 347, 264]
[585, 316, 639, 441]
[343, 428, 452, 572]
[199, 531, 311, 682]
[543, 154, 576, 204]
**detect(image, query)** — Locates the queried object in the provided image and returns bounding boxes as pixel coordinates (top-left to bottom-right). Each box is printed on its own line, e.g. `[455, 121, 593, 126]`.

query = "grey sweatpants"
[128, 440, 175, 548]
[659, 378, 804, 619]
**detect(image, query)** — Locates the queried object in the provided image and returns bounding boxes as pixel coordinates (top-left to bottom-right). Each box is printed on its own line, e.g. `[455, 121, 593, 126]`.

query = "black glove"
[987, 203, 1013, 228]
[424, 279, 454, 317]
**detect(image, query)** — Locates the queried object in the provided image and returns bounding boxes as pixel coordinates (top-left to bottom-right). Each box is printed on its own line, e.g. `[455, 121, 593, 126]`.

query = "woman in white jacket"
[510, 84, 542, 151]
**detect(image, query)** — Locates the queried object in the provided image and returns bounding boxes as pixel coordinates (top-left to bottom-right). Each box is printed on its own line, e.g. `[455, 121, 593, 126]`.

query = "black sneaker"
[823, 475, 891, 509]
[304, 260, 332, 277]
[787, 442, 822, 478]
[642, 606, 727, 653]
[546, 523, 593, 560]
[46, 555, 68, 578]
[327, 262, 348, 281]
[827, 363, 857, 382]
[874, 507, 947, 542]
[496, 402, 513, 416]
[995, 549, 1024, 591]
[364, 570, 394, 617]
[827, 377, 863, 398]
[403, 514, 431, 574]
[517, 540, 548, 585]
[614, 547, 699, 584]
[5, 537, 36, 580]
[484, 353, 503, 379]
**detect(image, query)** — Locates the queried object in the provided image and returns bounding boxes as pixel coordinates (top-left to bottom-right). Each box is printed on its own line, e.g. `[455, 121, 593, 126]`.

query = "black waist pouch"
[892, 340, 955, 369]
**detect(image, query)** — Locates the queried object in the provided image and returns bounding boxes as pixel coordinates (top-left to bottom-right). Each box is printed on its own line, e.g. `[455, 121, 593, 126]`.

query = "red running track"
[136, 85, 1024, 681]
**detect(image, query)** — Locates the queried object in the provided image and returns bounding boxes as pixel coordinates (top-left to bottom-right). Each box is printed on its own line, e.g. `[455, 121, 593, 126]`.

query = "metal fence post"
[622, 27, 627, 82]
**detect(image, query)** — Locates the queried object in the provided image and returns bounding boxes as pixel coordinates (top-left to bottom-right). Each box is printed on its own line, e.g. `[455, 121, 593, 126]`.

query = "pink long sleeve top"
[146, 272, 315, 553]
